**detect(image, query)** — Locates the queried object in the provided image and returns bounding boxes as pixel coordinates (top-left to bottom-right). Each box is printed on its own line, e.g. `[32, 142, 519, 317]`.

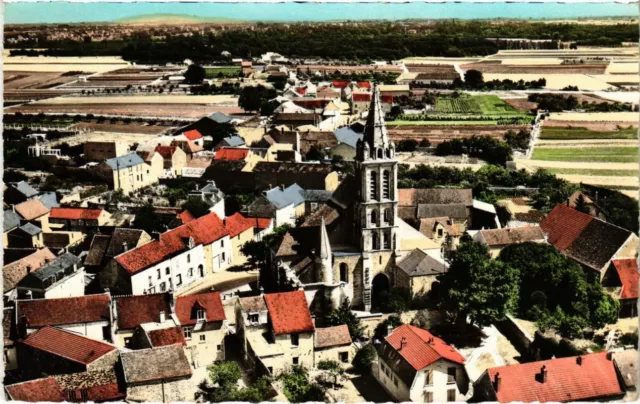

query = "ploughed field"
[6, 103, 245, 118]
[4, 71, 88, 90]
[540, 126, 637, 140]
[460, 62, 609, 75]
[387, 124, 528, 144]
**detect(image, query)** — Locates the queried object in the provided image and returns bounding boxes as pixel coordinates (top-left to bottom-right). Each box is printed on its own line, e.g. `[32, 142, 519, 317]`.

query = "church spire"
[315, 217, 333, 284]
[363, 83, 390, 150]
[317, 217, 331, 260]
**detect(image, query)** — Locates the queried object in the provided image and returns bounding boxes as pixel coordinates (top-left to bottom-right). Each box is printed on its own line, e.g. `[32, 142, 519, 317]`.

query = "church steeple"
[362, 83, 391, 150]
[315, 217, 333, 283]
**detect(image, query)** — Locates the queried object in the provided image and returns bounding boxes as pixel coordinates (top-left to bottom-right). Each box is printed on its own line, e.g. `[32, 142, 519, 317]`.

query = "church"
[272, 85, 441, 317]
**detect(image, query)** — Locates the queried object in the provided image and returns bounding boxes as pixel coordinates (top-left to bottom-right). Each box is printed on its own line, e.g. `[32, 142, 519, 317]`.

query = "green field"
[540, 127, 637, 140]
[435, 95, 527, 116]
[205, 66, 241, 78]
[546, 168, 639, 177]
[531, 147, 639, 163]
[388, 120, 502, 126]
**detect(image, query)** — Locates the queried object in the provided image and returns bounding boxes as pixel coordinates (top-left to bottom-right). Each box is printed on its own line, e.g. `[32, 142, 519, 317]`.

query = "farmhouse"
[602, 258, 639, 318]
[97, 153, 159, 194]
[471, 225, 546, 257]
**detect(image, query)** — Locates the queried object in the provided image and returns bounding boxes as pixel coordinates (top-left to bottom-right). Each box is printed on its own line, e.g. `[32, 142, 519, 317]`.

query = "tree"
[239, 85, 274, 113]
[438, 240, 519, 327]
[208, 361, 241, 387]
[373, 314, 403, 342]
[376, 287, 413, 314]
[352, 344, 376, 374]
[184, 64, 206, 84]
[181, 197, 211, 218]
[305, 146, 326, 162]
[317, 360, 345, 389]
[201, 361, 273, 403]
[464, 69, 484, 88]
[277, 366, 326, 402]
[132, 204, 170, 234]
[419, 138, 431, 148]
[389, 105, 404, 119]
[396, 139, 418, 152]
[325, 298, 364, 340]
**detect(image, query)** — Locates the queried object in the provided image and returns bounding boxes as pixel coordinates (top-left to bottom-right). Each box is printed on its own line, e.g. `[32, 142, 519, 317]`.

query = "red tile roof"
[116, 212, 228, 274]
[224, 212, 255, 238]
[15, 199, 50, 220]
[178, 210, 196, 224]
[381, 95, 394, 104]
[82, 383, 126, 402]
[183, 129, 203, 140]
[292, 99, 331, 109]
[114, 293, 172, 330]
[249, 217, 272, 230]
[486, 352, 623, 403]
[264, 290, 314, 335]
[147, 326, 186, 347]
[19, 326, 116, 365]
[386, 324, 464, 370]
[175, 291, 226, 326]
[315, 324, 352, 348]
[215, 147, 250, 161]
[332, 80, 350, 89]
[50, 207, 104, 221]
[611, 258, 639, 300]
[540, 204, 593, 251]
[6, 378, 64, 402]
[353, 93, 371, 102]
[357, 81, 372, 89]
[154, 145, 178, 159]
[297, 87, 307, 95]
[17, 294, 110, 328]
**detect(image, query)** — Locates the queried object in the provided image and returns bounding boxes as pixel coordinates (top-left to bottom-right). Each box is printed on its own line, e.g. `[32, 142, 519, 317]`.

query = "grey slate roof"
[302, 190, 333, 203]
[265, 183, 305, 209]
[396, 249, 446, 277]
[4, 210, 21, 232]
[334, 127, 363, 149]
[106, 228, 147, 258]
[207, 111, 232, 124]
[246, 196, 277, 218]
[37, 192, 59, 209]
[417, 204, 468, 220]
[18, 252, 81, 290]
[19, 223, 42, 236]
[121, 345, 192, 384]
[219, 136, 245, 147]
[566, 219, 633, 271]
[104, 153, 145, 170]
[12, 181, 38, 199]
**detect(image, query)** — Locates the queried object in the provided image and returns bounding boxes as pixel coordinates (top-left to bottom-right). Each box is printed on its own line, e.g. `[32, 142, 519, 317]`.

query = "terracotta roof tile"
[178, 210, 196, 224]
[148, 326, 187, 347]
[15, 198, 49, 220]
[121, 345, 192, 384]
[478, 226, 545, 246]
[386, 324, 465, 371]
[19, 326, 116, 365]
[183, 129, 203, 140]
[315, 324, 352, 348]
[264, 290, 314, 335]
[611, 259, 639, 300]
[215, 148, 250, 161]
[486, 352, 623, 403]
[239, 295, 268, 313]
[175, 291, 226, 326]
[5, 377, 64, 402]
[50, 207, 104, 221]
[540, 204, 593, 251]
[17, 294, 110, 328]
[223, 212, 254, 238]
[54, 369, 125, 402]
[114, 293, 172, 330]
[154, 145, 178, 158]
[3, 248, 56, 291]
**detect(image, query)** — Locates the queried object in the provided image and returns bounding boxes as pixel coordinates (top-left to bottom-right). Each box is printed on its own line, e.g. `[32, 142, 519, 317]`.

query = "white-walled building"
[16, 252, 84, 300]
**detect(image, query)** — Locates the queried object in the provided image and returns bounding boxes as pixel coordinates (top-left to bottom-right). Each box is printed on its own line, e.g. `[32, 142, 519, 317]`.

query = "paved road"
[176, 270, 258, 296]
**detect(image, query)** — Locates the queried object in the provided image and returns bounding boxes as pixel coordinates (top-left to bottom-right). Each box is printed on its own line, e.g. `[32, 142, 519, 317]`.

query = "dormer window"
[197, 309, 206, 322]
[248, 313, 259, 324]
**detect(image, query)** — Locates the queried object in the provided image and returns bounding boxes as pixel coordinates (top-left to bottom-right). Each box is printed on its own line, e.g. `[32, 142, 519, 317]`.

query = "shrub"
[352, 344, 376, 374]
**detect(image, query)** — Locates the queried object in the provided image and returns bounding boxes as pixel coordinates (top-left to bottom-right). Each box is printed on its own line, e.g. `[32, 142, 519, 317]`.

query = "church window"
[377, 149, 383, 159]
[383, 232, 390, 249]
[372, 233, 379, 250]
[386, 148, 392, 158]
[369, 171, 378, 200]
[382, 170, 390, 199]
[370, 209, 378, 227]
[384, 208, 391, 224]
[339, 263, 348, 282]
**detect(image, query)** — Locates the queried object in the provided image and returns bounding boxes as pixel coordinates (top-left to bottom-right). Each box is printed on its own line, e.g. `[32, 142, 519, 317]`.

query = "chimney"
[159, 311, 166, 323]
[494, 373, 501, 392]
[607, 351, 613, 361]
[26, 265, 32, 274]
[280, 184, 285, 191]
[268, 184, 272, 190]
[195, 183, 199, 191]
[399, 336, 407, 351]
[259, 286, 265, 296]
[576, 356, 582, 366]
[387, 324, 393, 337]
[540, 365, 547, 383]
[122, 241, 128, 252]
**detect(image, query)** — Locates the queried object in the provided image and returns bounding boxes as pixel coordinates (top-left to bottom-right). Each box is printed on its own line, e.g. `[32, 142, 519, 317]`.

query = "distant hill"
[115, 13, 244, 25]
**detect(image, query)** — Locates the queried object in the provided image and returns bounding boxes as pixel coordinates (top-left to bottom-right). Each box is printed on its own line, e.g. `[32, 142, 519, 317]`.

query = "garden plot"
[434, 95, 528, 117]
[387, 123, 528, 144]
[540, 126, 636, 140]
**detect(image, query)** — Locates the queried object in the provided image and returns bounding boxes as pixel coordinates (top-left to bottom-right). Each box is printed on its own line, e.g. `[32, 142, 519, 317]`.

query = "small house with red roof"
[351, 90, 393, 115]
[111, 292, 178, 347]
[236, 290, 315, 375]
[603, 258, 639, 317]
[314, 324, 354, 367]
[16, 326, 119, 379]
[375, 324, 471, 402]
[540, 204, 638, 278]
[175, 291, 227, 367]
[144, 145, 187, 177]
[474, 352, 625, 403]
[178, 129, 205, 147]
[223, 212, 258, 266]
[49, 207, 111, 231]
[103, 212, 231, 295]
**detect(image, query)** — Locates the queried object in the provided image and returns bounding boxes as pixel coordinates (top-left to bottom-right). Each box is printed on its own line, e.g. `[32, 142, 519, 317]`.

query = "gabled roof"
[18, 222, 42, 236]
[19, 326, 116, 365]
[315, 324, 352, 349]
[85, 235, 111, 266]
[175, 291, 226, 326]
[121, 345, 192, 383]
[396, 249, 446, 277]
[265, 183, 305, 209]
[485, 352, 623, 403]
[114, 293, 172, 330]
[53, 369, 125, 403]
[104, 153, 145, 170]
[105, 228, 149, 258]
[116, 212, 228, 274]
[611, 258, 638, 300]
[224, 212, 255, 238]
[218, 136, 246, 148]
[183, 129, 203, 140]
[264, 290, 315, 335]
[17, 293, 111, 328]
[247, 196, 277, 218]
[10, 181, 38, 199]
[478, 226, 545, 247]
[154, 145, 178, 159]
[50, 207, 104, 221]
[15, 198, 49, 220]
[417, 203, 468, 220]
[334, 127, 363, 149]
[37, 192, 59, 210]
[215, 147, 250, 161]
[239, 295, 268, 313]
[207, 112, 233, 124]
[4, 209, 22, 232]
[417, 217, 462, 238]
[541, 204, 634, 271]
[19, 252, 81, 289]
[5, 377, 64, 402]
[399, 188, 473, 207]
[147, 326, 186, 347]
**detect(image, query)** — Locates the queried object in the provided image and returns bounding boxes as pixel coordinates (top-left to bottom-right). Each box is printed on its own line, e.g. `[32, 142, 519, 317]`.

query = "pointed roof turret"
[317, 217, 332, 260]
[363, 83, 391, 149]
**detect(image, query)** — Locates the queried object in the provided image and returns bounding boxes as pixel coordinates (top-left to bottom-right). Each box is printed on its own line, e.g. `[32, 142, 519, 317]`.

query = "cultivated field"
[205, 66, 241, 78]
[3, 55, 130, 73]
[69, 122, 174, 135]
[540, 126, 636, 140]
[531, 147, 638, 163]
[547, 112, 638, 122]
[387, 123, 528, 144]
[29, 94, 238, 105]
[483, 73, 613, 90]
[461, 63, 608, 75]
